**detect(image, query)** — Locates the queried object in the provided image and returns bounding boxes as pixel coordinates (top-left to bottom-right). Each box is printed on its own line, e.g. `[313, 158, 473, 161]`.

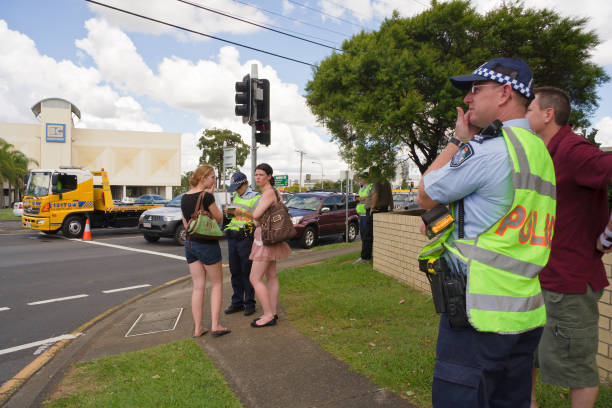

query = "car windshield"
[25, 172, 51, 197]
[393, 193, 409, 201]
[285, 195, 322, 211]
[167, 194, 183, 207]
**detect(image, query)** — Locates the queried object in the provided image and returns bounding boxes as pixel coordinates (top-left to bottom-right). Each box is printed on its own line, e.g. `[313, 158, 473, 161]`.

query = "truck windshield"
[25, 172, 51, 197]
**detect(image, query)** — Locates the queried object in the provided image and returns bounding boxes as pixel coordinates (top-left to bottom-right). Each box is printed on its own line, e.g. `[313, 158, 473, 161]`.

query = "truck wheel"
[62, 215, 84, 238]
[301, 226, 317, 249]
[143, 233, 160, 243]
[343, 222, 358, 242]
[174, 225, 186, 246]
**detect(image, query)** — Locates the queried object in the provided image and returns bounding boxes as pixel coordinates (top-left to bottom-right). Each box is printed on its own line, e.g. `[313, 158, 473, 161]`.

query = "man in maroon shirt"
[526, 86, 612, 408]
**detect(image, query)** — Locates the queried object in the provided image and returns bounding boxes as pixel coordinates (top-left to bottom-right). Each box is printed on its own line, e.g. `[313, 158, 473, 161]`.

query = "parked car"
[134, 194, 169, 205]
[285, 192, 359, 249]
[393, 191, 420, 211]
[138, 192, 230, 245]
[281, 192, 293, 204]
[13, 201, 23, 217]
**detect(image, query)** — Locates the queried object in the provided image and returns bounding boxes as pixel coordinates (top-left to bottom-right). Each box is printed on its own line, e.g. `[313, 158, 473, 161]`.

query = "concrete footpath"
[2, 244, 415, 408]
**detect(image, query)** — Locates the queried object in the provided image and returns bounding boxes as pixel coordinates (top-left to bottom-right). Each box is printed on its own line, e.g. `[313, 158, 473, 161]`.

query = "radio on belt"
[421, 204, 454, 239]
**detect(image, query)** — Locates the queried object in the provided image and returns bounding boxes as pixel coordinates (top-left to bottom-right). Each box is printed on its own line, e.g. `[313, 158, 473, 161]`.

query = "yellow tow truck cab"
[21, 167, 162, 238]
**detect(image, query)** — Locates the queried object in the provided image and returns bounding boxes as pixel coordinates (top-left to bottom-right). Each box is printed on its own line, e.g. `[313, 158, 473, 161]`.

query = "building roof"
[31, 98, 81, 119]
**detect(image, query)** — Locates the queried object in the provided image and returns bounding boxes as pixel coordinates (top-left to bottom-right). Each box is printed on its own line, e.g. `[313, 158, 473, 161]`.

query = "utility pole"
[295, 149, 305, 192]
[250, 64, 258, 188]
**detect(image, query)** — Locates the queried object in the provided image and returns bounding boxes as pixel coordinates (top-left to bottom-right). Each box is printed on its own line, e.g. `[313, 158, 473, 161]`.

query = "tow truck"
[21, 167, 163, 238]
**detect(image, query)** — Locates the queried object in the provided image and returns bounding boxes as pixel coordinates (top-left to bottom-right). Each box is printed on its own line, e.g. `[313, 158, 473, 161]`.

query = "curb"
[0, 274, 191, 405]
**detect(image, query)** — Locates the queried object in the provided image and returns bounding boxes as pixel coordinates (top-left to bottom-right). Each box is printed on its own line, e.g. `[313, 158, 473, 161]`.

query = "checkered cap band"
[473, 67, 532, 99]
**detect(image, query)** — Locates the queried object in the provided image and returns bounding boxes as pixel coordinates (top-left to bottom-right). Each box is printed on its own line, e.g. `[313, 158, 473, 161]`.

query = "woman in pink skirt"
[243, 163, 291, 327]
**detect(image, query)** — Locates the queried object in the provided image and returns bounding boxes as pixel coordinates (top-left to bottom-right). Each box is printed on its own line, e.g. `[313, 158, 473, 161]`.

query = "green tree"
[173, 171, 193, 196]
[197, 128, 250, 188]
[0, 138, 37, 207]
[305, 0, 608, 176]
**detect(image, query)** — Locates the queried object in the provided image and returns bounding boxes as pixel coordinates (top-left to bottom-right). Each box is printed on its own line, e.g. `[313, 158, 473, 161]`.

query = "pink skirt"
[249, 227, 291, 261]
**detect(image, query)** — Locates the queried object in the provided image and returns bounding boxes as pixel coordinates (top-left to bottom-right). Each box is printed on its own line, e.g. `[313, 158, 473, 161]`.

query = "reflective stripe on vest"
[356, 184, 372, 216]
[225, 192, 261, 231]
[419, 126, 556, 334]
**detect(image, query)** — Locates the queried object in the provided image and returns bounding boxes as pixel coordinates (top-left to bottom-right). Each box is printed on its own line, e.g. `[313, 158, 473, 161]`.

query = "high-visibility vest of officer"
[419, 126, 556, 334]
[225, 172, 261, 232]
[356, 179, 372, 216]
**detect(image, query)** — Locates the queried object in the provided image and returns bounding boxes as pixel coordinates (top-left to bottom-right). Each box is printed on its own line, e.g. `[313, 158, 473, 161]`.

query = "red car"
[286, 192, 359, 248]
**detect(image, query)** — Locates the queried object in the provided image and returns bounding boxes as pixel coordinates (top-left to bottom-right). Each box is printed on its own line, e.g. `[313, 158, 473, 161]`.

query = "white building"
[1, 98, 180, 206]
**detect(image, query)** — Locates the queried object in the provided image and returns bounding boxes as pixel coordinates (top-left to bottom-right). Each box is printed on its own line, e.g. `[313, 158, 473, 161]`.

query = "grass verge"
[0, 208, 19, 220]
[311, 240, 360, 251]
[44, 339, 242, 408]
[279, 250, 612, 408]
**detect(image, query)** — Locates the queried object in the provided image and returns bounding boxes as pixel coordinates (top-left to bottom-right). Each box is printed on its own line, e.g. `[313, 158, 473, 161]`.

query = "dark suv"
[286, 192, 359, 249]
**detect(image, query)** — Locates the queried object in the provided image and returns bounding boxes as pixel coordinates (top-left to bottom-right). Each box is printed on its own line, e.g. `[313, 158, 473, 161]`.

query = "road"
[0, 225, 354, 386]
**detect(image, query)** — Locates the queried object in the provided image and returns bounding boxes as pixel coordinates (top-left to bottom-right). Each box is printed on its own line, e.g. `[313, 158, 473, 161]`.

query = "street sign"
[273, 175, 288, 187]
[223, 147, 236, 170]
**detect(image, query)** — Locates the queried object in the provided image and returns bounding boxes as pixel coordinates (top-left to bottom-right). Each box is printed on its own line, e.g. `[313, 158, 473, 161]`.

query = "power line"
[286, 0, 367, 30]
[177, 0, 341, 51]
[85, 0, 317, 67]
[320, 0, 383, 27]
[231, 0, 350, 38]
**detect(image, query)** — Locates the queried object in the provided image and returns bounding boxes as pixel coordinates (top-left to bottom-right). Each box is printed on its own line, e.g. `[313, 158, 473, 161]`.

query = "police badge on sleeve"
[450, 144, 474, 167]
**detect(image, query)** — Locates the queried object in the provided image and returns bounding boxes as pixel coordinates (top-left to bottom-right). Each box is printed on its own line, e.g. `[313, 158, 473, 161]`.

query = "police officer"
[417, 58, 556, 407]
[353, 172, 372, 265]
[223, 172, 261, 316]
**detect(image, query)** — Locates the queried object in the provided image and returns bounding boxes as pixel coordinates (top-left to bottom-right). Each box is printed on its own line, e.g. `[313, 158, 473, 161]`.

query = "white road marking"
[102, 284, 152, 293]
[0, 307, 10, 312]
[28, 294, 89, 306]
[71, 239, 186, 260]
[0, 333, 81, 356]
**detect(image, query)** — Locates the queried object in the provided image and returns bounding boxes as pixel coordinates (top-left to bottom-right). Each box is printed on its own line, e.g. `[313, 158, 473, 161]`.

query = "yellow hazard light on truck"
[41, 203, 50, 213]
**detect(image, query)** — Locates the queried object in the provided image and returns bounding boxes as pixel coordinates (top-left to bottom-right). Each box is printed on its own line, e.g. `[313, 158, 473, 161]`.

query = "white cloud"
[594, 116, 612, 147]
[0, 20, 158, 131]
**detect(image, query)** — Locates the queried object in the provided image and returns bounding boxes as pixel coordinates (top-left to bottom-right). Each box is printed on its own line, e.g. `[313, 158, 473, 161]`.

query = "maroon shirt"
[539, 125, 612, 293]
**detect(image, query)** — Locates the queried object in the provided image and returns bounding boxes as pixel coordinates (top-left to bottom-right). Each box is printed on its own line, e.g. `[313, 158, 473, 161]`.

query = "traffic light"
[410, 181, 414, 191]
[255, 120, 270, 146]
[253, 79, 270, 121]
[235, 74, 251, 122]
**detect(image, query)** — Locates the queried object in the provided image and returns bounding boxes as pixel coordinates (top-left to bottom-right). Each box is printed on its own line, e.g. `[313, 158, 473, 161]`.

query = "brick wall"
[372, 211, 612, 383]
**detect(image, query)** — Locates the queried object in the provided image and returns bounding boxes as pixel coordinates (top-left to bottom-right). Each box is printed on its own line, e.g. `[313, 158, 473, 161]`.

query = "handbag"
[260, 189, 297, 245]
[187, 191, 224, 240]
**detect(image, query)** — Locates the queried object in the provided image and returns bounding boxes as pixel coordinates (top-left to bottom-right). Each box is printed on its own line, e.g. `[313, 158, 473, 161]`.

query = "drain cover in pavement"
[125, 307, 184, 337]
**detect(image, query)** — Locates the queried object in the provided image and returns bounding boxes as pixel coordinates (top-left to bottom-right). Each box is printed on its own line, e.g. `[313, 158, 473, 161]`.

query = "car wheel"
[343, 222, 358, 242]
[42, 229, 59, 235]
[301, 226, 317, 249]
[62, 215, 84, 238]
[143, 233, 160, 243]
[174, 224, 186, 246]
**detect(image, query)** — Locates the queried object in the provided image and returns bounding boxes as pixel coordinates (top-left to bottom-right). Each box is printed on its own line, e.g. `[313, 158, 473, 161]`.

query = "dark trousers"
[360, 214, 373, 260]
[432, 314, 543, 408]
[227, 237, 255, 308]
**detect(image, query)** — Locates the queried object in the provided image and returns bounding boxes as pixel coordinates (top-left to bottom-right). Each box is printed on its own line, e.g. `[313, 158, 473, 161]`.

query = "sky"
[1, 0, 611, 185]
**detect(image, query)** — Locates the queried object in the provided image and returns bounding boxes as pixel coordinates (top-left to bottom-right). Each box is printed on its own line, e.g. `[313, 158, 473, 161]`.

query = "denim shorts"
[185, 240, 222, 265]
[536, 286, 603, 388]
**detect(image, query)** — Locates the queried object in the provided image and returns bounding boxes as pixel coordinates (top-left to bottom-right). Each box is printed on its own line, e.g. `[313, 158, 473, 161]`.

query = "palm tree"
[0, 138, 38, 207]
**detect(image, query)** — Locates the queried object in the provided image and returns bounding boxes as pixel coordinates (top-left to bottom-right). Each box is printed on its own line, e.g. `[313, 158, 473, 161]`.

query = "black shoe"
[251, 318, 277, 328]
[224, 305, 244, 314]
[244, 306, 256, 316]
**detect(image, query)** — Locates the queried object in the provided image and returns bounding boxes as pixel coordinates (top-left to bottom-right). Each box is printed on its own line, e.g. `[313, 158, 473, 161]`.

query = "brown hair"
[255, 163, 275, 186]
[189, 164, 215, 187]
[533, 86, 571, 126]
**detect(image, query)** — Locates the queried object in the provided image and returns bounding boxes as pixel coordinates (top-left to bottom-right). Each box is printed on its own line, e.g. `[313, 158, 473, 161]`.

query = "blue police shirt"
[423, 119, 532, 270]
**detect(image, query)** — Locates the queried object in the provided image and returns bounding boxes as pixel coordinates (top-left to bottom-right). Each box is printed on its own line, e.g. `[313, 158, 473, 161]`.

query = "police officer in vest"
[417, 58, 556, 407]
[353, 172, 372, 265]
[223, 172, 261, 316]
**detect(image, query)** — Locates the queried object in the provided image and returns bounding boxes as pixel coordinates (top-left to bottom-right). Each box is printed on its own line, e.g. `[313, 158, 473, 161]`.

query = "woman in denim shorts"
[181, 165, 230, 338]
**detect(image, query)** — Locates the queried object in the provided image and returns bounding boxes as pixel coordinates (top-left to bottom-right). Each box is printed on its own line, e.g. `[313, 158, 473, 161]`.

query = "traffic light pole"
[250, 64, 258, 188]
